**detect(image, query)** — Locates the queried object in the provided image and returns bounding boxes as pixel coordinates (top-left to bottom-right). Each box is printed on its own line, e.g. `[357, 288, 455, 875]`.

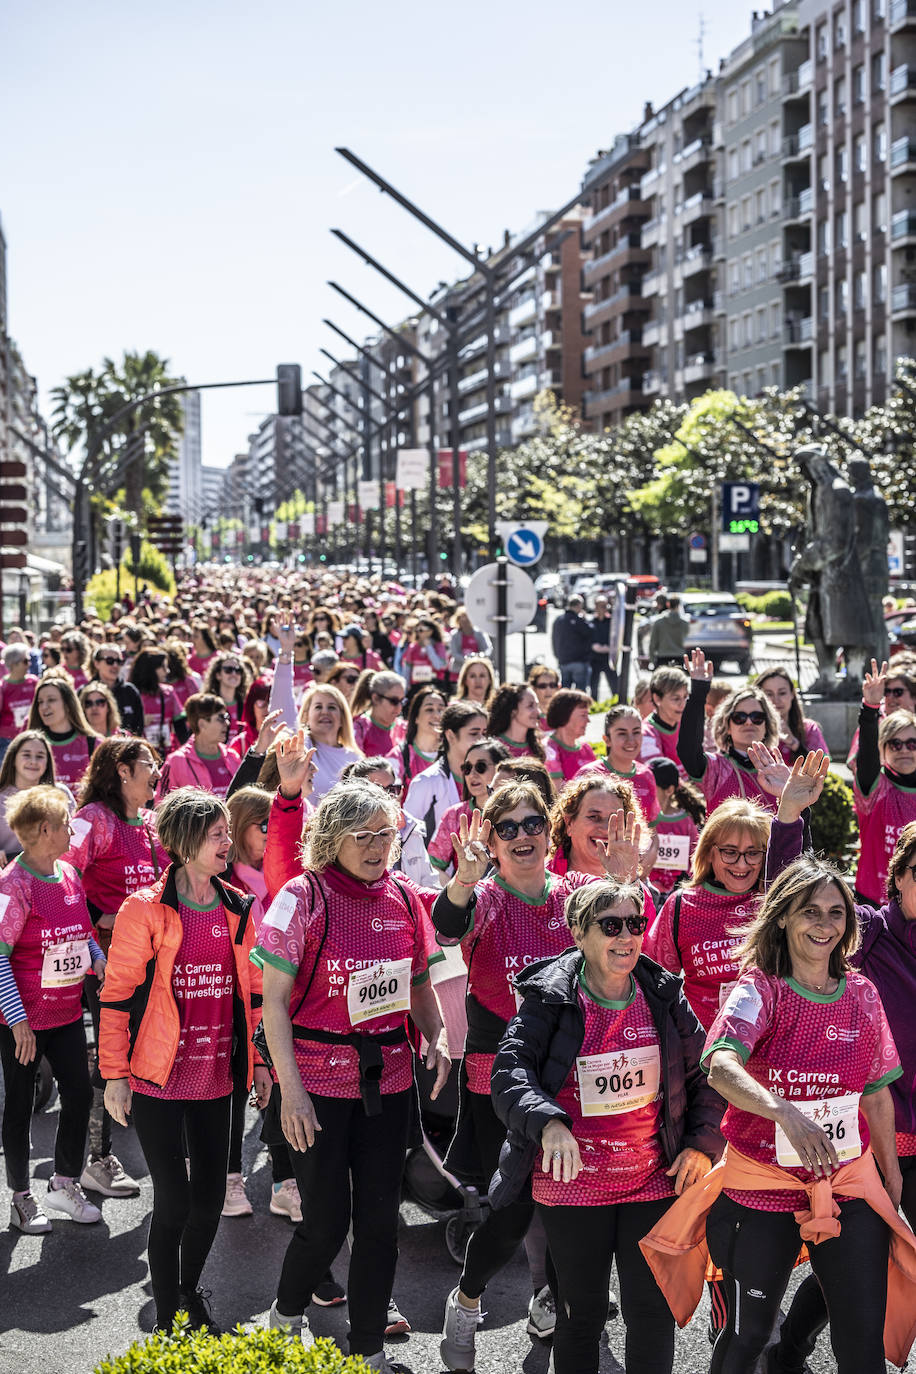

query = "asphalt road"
[0, 1098, 893, 1374]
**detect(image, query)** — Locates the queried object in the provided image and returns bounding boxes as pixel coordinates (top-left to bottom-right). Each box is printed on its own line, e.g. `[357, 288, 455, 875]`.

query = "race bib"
[718, 979, 738, 1008]
[41, 939, 90, 989]
[347, 957, 412, 1026]
[576, 1044, 661, 1116]
[10, 703, 30, 728]
[774, 1092, 862, 1167]
[655, 835, 690, 870]
[411, 662, 433, 683]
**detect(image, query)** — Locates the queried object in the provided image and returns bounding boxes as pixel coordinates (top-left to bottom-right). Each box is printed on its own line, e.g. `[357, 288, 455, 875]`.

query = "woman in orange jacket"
[99, 786, 271, 1335]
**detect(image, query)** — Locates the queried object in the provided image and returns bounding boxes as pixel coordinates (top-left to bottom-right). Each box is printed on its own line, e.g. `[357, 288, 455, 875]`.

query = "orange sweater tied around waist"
[638, 1144, 916, 1368]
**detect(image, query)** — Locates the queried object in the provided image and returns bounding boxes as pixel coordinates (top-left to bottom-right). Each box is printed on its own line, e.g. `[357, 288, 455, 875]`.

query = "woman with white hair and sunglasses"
[255, 780, 449, 1371]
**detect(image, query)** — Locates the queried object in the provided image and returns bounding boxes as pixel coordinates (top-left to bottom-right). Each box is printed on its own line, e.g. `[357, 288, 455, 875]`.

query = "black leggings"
[537, 1198, 674, 1374]
[0, 1018, 92, 1192]
[772, 1154, 916, 1372]
[706, 1192, 889, 1374]
[131, 1091, 231, 1327]
[459, 1088, 538, 1300]
[83, 972, 112, 1158]
[277, 1089, 411, 1356]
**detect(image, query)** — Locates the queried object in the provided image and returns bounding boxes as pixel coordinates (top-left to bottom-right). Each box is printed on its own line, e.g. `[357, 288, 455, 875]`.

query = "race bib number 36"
[347, 958, 412, 1026]
[655, 835, 690, 870]
[576, 1045, 661, 1116]
[41, 939, 90, 989]
[774, 1092, 862, 1167]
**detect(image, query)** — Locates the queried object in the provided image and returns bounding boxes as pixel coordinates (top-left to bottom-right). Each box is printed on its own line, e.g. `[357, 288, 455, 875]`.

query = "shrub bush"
[123, 540, 176, 595]
[94, 1318, 371, 1374]
[809, 770, 856, 865]
[736, 591, 794, 621]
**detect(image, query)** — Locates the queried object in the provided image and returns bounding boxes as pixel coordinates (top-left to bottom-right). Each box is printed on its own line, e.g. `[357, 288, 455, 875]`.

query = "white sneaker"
[526, 1284, 556, 1339]
[269, 1178, 302, 1223]
[268, 1299, 314, 1347]
[440, 1287, 484, 1372]
[10, 1192, 52, 1234]
[80, 1154, 140, 1197]
[362, 1353, 397, 1373]
[221, 1172, 253, 1217]
[44, 1178, 101, 1224]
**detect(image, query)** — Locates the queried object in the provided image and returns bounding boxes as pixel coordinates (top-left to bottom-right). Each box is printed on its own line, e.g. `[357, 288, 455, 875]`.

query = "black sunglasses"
[730, 710, 766, 726]
[221, 665, 242, 674]
[533, 678, 558, 690]
[258, 820, 269, 834]
[378, 694, 407, 707]
[97, 655, 121, 666]
[83, 697, 108, 709]
[593, 913, 649, 938]
[493, 814, 547, 841]
[338, 673, 359, 684]
[886, 737, 916, 752]
[885, 686, 909, 698]
[462, 758, 492, 776]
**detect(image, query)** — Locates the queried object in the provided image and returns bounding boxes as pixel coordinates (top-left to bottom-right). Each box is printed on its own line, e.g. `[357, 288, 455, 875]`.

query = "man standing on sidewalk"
[588, 595, 618, 701]
[551, 595, 593, 690]
[648, 595, 691, 667]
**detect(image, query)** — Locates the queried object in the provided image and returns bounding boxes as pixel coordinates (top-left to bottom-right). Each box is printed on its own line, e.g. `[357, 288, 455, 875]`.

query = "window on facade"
[816, 23, 828, 57]
[834, 13, 846, 47]
[855, 201, 867, 240]
[874, 123, 887, 161]
[743, 313, 753, 346]
[874, 0, 886, 21]
[769, 241, 782, 276]
[770, 179, 781, 215]
[835, 77, 847, 117]
[741, 139, 752, 173]
[741, 195, 752, 230]
[855, 338, 867, 377]
[818, 219, 831, 255]
[872, 52, 886, 91]
[728, 318, 740, 351]
[819, 349, 832, 385]
[755, 129, 768, 164]
[756, 188, 767, 222]
[769, 57, 781, 96]
[740, 80, 751, 115]
[837, 146, 849, 182]
[837, 344, 848, 378]
[727, 88, 739, 124]
[873, 262, 887, 302]
[818, 154, 830, 192]
[728, 204, 739, 238]
[837, 279, 849, 315]
[770, 120, 781, 156]
[756, 246, 768, 282]
[853, 65, 866, 104]
[756, 68, 767, 104]
[728, 148, 740, 181]
[744, 254, 754, 288]
[730, 262, 741, 294]
[771, 361, 781, 386]
[743, 371, 753, 395]
[874, 191, 887, 232]
[819, 285, 830, 319]
[818, 89, 829, 126]
[855, 135, 867, 173]
[853, 0, 866, 31]
[875, 333, 887, 373]
[756, 307, 767, 343]
[770, 301, 782, 337]
[855, 270, 867, 309]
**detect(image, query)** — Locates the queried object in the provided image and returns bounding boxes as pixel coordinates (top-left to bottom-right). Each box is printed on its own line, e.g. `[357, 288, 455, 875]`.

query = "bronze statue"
[848, 453, 890, 664]
[789, 444, 876, 695]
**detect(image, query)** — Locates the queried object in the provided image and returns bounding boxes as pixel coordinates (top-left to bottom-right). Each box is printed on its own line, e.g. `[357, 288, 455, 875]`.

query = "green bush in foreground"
[94, 1316, 372, 1374]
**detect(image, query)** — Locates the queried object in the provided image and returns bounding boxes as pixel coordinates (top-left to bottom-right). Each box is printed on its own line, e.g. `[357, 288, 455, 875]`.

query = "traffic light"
[905, 531, 916, 578]
[277, 364, 302, 417]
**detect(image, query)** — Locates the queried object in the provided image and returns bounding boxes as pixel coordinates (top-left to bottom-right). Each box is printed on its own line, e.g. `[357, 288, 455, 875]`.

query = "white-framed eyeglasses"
[348, 826, 398, 849]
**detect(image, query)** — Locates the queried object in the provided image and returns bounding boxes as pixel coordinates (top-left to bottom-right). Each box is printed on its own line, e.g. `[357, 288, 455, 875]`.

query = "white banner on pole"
[358, 480, 379, 510]
[274, 521, 287, 541]
[396, 449, 429, 491]
[301, 512, 315, 535]
[327, 501, 344, 526]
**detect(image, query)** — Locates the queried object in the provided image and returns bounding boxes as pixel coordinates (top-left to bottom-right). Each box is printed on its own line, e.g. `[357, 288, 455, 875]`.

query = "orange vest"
[639, 1144, 916, 1368]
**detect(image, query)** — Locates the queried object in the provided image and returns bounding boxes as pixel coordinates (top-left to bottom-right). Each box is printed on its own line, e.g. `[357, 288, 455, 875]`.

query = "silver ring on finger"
[553, 1150, 562, 1160]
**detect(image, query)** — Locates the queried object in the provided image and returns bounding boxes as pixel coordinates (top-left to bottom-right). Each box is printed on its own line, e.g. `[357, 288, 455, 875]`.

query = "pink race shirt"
[456, 872, 591, 1093]
[777, 718, 829, 765]
[199, 751, 235, 800]
[139, 687, 179, 753]
[546, 737, 598, 786]
[533, 977, 674, 1208]
[133, 899, 235, 1101]
[48, 733, 95, 789]
[640, 715, 684, 774]
[429, 799, 473, 874]
[696, 752, 777, 815]
[353, 713, 400, 763]
[854, 772, 916, 904]
[0, 858, 94, 1029]
[65, 803, 167, 917]
[252, 866, 432, 1099]
[402, 743, 437, 784]
[0, 676, 37, 738]
[645, 883, 758, 1031]
[648, 810, 699, 895]
[577, 758, 660, 824]
[703, 969, 901, 1210]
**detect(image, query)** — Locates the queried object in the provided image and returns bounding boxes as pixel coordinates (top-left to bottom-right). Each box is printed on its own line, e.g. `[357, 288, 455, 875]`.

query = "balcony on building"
[777, 250, 815, 281]
[891, 134, 916, 172]
[582, 185, 649, 242]
[540, 368, 563, 389]
[509, 335, 539, 366]
[494, 393, 514, 414]
[641, 269, 662, 297]
[583, 234, 648, 287]
[892, 282, 916, 314]
[891, 65, 916, 102]
[509, 293, 538, 329]
[583, 377, 644, 417]
[892, 208, 916, 242]
[639, 164, 664, 200]
[891, 0, 916, 31]
[510, 372, 540, 401]
[641, 317, 664, 347]
[457, 366, 489, 395]
[674, 136, 712, 175]
[783, 124, 814, 160]
[682, 353, 717, 386]
[679, 243, 713, 278]
[784, 187, 815, 220]
[640, 216, 665, 250]
[583, 331, 645, 373]
[641, 370, 665, 397]
[681, 297, 715, 331]
[783, 59, 814, 98]
[457, 399, 489, 426]
[679, 191, 715, 226]
[784, 316, 814, 346]
[582, 283, 647, 326]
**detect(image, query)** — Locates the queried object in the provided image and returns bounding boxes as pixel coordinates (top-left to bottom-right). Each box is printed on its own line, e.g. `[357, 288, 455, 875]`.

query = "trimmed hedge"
[94, 1318, 371, 1374]
[809, 770, 856, 865]
[736, 590, 795, 621]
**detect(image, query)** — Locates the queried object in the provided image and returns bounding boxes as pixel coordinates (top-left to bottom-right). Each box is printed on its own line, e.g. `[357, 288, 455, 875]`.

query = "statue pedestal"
[801, 698, 860, 759]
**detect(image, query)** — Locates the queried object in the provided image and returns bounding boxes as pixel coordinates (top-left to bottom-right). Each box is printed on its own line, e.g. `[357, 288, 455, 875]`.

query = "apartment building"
[164, 390, 202, 524]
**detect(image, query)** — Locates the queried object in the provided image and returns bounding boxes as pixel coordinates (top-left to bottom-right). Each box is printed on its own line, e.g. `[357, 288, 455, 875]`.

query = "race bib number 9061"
[347, 958, 412, 1026]
[576, 1045, 661, 1116]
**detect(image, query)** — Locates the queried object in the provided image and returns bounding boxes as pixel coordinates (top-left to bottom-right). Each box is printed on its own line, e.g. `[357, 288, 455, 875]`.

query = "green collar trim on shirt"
[603, 759, 635, 778]
[493, 873, 554, 906]
[554, 736, 585, 753]
[658, 810, 687, 824]
[413, 745, 437, 762]
[497, 732, 528, 750]
[784, 974, 846, 1004]
[15, 856, 62, 883]
[49, 731, 76, 745]
[194, 746, 220, 760]
[177, 891, 221, 912]
[124, 815, 143, 827]
[650, 712, 678, 734]
[577, 960, 636, 1010]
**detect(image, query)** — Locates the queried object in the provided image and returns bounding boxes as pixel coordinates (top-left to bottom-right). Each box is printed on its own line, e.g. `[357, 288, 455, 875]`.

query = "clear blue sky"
[1, 0, 754, 470]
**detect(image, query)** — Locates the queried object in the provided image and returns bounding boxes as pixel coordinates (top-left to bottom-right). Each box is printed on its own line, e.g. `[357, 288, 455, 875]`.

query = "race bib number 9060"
[774, 1092, 862, 1167]
[347, 958, 412, 1026]
[576, 1045, 661, 1116]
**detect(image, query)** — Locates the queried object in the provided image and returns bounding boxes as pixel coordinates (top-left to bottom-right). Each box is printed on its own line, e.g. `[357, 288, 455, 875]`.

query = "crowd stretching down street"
[3, 561, 916, 1374]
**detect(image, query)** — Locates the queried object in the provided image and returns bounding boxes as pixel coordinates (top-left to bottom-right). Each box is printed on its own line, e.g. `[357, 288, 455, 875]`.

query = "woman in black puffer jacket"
[489, 878, 724, 1374]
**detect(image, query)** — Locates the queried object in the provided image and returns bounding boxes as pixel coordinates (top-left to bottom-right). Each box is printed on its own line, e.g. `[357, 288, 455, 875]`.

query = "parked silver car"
[638, 593, 754, 674]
